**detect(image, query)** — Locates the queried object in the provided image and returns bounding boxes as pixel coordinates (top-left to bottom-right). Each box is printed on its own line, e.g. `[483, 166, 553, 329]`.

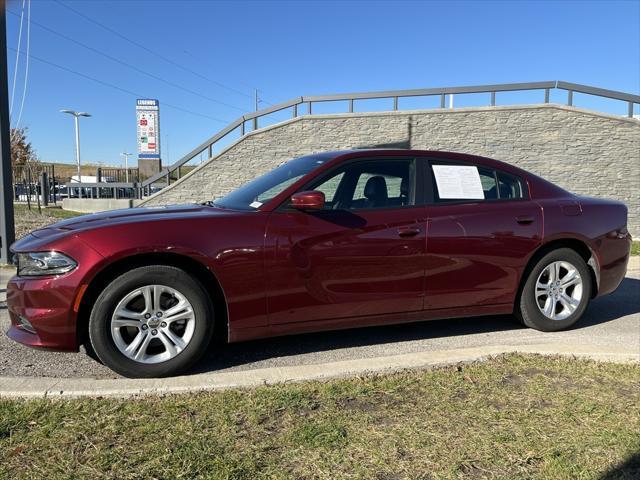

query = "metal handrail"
[140, 80, 639, 192]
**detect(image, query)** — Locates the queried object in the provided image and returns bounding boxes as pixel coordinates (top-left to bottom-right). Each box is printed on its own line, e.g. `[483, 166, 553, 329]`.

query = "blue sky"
[6, 0, 640, 167]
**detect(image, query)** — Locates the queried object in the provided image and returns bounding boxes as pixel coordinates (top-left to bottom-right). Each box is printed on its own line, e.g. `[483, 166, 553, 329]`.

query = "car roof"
[326, 149, 521, 173]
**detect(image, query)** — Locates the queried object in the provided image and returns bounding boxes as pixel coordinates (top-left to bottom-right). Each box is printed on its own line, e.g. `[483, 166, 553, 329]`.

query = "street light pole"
[0, 3, 15, 265]
[120, 152, 132, 183]
[74, 114, 80, 181]
[60, 109, 91, 198]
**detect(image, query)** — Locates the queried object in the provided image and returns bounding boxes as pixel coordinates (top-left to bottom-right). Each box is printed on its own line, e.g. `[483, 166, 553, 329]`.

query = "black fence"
[12, 164, 141, 205]
[97, 167, 139, 183]
[67, 182, 139, 199]
[12, 163, 62, 207]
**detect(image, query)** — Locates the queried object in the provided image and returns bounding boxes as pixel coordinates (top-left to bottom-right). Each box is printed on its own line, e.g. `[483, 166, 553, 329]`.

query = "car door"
[265, 157, 427, 325]
[424, 158, 542, 310]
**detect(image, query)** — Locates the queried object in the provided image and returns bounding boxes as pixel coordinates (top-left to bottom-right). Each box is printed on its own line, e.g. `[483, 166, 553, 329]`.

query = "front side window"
[308, 159, 415, 210]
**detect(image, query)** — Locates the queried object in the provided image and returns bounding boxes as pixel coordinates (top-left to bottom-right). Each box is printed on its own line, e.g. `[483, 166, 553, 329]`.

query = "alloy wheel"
[110, 285, 196, 364]
[535, 261, 583, 321]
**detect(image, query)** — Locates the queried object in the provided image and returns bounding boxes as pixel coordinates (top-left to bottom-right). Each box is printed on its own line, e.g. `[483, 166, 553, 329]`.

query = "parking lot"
[1, 259, 638, 382]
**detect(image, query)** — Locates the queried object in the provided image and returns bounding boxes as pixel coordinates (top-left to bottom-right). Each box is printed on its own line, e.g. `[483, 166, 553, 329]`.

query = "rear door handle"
[397, 226, 421, 237]
[516, 216, 535, 225]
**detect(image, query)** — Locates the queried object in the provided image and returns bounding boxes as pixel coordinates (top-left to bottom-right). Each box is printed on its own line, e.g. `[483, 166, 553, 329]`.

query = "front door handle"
[397, 226, 421, 237]
[516, 216, 535, 225]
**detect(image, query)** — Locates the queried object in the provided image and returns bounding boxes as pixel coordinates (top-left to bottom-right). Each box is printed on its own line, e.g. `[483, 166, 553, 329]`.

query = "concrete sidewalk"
[1, 342, 637, 399]
[1, 258, 638, 398]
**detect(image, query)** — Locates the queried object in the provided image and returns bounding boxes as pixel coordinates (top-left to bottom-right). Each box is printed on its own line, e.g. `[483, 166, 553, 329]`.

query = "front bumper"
[6, 274, 81, 351]
[5, 233, 105, 352]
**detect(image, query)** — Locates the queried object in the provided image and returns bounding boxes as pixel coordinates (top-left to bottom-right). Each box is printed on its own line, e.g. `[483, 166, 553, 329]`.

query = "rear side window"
[431, 161, 525, 202]
[496, 172, 524, 199]
[479, 167, 499, 199]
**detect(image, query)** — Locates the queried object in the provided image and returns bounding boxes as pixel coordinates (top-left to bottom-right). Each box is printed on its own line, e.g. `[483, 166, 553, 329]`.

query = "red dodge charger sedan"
[6, 150, 632, 377]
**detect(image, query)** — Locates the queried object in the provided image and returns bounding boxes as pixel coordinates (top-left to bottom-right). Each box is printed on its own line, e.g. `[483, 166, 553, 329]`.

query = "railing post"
[177, 166, 181, 179]
[252, 117, 258, 131]
[26, 168, 32, 208]
[40, 172, 48, 207]
[292, 104, 297, 118]
[490, 91, 496, 106]
[208, 144, 213, 159]
[567, 90, 573, 106]
[393, 97, 398, 111]
[166, 172, 170, 186]
[544, 88, 550, 103]
[440, 94, 445, 108]
[349, 99, 354, 113]
[240, 120, 245, 136]
[628, 102, 634, 118]
[51, 164, 56, 205]
[307, 101, 312, 115]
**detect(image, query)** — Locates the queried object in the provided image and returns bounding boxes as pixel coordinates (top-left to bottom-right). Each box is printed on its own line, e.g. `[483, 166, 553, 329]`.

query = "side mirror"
[290, 190, 325, 210]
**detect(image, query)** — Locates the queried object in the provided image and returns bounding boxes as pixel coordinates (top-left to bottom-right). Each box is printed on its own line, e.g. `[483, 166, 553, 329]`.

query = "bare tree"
[11, 127, 41, 212]
[10, 127, 38, 167]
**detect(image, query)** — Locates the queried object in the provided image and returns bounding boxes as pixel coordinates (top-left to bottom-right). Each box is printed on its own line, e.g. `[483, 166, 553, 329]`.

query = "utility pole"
[60, 109, 91, 197]
[254, 89, 259, 112]
[120, 152, 132, 183]
[0, 2, 15, 265]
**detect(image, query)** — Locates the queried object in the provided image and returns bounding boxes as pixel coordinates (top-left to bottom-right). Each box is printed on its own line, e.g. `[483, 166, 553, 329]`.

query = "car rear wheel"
[89, 265, 214, 378]
[517, 248, 592, 331]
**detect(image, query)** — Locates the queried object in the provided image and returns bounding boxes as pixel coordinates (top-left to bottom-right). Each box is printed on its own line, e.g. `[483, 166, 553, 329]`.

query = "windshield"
[212, 153, 335, 210]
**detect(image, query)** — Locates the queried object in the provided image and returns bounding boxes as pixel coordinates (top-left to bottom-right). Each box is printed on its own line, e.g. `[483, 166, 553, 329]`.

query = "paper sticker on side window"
[432, 165, 485, 200]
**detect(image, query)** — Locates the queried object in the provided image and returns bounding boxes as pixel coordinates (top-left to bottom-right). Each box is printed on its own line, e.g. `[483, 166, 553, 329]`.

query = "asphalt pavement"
[1, 260, 639, 381]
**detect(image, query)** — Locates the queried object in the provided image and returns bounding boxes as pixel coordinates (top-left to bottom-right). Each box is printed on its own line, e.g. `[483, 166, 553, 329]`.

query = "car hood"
[19, 204, 235, 246]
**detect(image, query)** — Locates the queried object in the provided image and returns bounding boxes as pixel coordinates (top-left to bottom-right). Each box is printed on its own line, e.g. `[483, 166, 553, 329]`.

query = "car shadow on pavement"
[579, 276, 640, 326]
[196, 314, 522, 373]
[192, 276, 640, 374]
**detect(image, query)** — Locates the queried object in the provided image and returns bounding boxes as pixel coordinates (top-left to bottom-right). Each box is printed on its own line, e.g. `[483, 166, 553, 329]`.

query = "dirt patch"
[501, 373, 527, 386]
[14, 209, 58, 239]
[336, 396, 381, 413]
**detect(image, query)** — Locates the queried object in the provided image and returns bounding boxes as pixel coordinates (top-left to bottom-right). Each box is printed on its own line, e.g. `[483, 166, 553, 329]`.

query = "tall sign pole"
[136, 99, 161, 179]
[0, 1, 15, 265]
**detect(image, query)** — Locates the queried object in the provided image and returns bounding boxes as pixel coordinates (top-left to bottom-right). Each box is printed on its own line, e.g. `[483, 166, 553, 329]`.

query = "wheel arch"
[516, 238, 599, 310]
[76, 252, 229, 349]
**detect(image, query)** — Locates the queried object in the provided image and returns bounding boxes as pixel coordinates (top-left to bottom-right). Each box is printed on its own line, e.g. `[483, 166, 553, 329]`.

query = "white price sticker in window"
[432, 165, 484, 200]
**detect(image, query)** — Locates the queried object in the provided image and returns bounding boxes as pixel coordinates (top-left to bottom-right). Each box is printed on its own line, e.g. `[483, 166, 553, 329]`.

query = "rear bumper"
[594, 232, 632, 297]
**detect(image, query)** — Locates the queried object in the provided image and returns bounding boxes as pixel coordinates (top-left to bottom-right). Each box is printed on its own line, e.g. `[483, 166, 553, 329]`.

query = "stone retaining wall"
[141, 104, 640, 235]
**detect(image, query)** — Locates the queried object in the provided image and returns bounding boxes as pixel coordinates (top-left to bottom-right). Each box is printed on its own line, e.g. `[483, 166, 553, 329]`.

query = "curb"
[1, 343, 638, 399]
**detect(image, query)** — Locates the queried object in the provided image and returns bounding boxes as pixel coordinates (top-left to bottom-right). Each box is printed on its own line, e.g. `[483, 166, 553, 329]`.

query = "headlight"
[15, 252, 77, 277]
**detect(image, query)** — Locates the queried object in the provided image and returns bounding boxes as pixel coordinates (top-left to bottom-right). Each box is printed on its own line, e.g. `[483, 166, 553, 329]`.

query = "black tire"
[88, 265, 214, 378]
[517, 248, 592, 332]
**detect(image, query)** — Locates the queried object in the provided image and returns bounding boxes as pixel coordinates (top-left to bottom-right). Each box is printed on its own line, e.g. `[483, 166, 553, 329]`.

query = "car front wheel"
[88, 265, 214, 378]
[517, 248, 592, 331]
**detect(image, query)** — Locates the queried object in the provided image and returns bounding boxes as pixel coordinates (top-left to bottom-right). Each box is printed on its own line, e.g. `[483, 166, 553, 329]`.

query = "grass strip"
[1, 354, 638, 479]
